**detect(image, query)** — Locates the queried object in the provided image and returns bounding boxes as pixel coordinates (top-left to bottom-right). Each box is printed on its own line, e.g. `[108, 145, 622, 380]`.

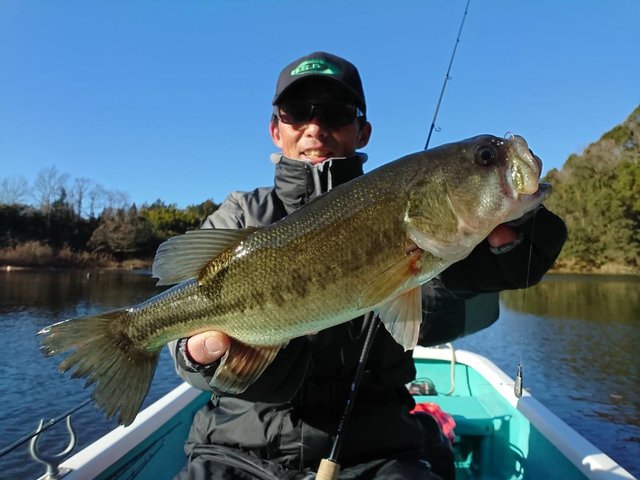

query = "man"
[172, 52, 567, 479]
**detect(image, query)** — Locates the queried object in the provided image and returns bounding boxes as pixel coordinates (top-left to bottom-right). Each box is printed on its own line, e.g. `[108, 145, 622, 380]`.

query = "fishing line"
[425, 0, 471, 150]
[514, 209, 538, 398]
[0, 398, 92, 458]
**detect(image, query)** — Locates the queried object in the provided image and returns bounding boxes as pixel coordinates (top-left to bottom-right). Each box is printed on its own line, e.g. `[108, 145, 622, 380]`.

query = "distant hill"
[543, 106, 640, 274]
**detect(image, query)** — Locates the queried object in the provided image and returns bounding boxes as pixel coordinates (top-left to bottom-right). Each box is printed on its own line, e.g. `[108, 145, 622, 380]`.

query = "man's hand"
[487, 224, 518, 248]
[186, 331, 231, 365]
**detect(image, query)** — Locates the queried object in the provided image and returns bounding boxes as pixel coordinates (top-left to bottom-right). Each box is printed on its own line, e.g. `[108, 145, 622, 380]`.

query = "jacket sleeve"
[439, 206, 567, 292]
[419, 282, 500, 346]
[419, 206, 567, 345]
[201, 193, 246, 229]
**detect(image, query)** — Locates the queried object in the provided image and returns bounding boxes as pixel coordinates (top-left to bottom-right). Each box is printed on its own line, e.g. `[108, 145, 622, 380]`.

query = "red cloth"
[411, 402, 456, 443]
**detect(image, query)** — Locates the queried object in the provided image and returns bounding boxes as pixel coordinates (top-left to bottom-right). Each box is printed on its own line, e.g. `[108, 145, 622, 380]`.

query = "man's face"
[270, 79, 372, 164]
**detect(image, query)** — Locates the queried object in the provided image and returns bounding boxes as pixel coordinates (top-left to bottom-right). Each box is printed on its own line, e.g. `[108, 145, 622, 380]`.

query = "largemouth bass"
[40, 134, 549, 426]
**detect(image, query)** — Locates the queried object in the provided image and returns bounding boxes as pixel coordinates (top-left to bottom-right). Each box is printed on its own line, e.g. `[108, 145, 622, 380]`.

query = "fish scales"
[119, 163, 411, 349]
[155, 163, 413, 346]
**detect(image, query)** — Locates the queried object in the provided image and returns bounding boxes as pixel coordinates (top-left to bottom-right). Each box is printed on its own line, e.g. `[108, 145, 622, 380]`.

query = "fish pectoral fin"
[377, 286, 422, 351]
[152, 228, 257, 286]
[361, 250, 422, 307]
[211, 339, 283, 394]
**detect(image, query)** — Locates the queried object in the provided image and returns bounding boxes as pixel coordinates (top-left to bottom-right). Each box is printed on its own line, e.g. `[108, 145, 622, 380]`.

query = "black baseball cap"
[272, 52, 366, 113]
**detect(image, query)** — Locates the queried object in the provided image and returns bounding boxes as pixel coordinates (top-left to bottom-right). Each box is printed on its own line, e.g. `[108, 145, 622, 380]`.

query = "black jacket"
[171, 152, 567, 469]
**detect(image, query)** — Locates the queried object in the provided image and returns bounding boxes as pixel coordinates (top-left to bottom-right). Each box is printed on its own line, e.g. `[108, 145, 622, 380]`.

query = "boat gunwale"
[59, 382, 203, 479]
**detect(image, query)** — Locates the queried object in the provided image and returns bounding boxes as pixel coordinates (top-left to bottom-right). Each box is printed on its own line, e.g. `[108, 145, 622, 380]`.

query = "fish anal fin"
[152, 228, 257, 286]
[211, 340, 283, 394]
[361, 250, 422, 308]
[378, 286, 422, 351]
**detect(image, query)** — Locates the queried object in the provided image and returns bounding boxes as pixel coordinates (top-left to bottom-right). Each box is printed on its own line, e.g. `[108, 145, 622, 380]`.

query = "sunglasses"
[276, 101, 364, 129]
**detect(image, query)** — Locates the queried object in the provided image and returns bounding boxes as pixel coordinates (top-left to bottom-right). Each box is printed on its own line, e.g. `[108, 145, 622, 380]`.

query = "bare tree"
[32, 166, 69, 212]
[105, 189, 130, 210]
[0, 176, 29, 204]
[87, 183, 107, 219]
[69, 177, 93, 218]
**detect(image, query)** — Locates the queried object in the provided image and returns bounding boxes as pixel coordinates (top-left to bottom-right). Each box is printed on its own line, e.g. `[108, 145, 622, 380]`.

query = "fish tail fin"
[39, 310, 159, 426]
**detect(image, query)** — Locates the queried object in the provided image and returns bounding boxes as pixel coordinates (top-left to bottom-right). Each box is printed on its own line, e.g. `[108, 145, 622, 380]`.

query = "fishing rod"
[425, 0, 471, 150]
[317, 3, 473, 479]
[316, 313, 380, 480]
[422, 0, 529, 400]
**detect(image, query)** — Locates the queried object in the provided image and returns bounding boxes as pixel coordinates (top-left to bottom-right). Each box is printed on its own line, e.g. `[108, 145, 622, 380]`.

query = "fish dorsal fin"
[360, 250, 422, 308]
[152, 228, 256, 286]
[212, 339, 283, 394]
[376, 286, 422, 351]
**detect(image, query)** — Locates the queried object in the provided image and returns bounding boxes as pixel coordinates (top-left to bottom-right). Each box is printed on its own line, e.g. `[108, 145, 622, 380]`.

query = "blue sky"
[1, 1, 638, 209]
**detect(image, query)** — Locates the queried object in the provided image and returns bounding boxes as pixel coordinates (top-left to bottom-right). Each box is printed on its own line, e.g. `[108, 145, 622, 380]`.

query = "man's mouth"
[303, 149, 333, 163]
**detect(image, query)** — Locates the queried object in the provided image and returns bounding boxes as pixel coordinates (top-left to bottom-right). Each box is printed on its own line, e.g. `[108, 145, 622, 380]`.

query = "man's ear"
[356, 121, 372, 149]
[270, 119, 283, 148]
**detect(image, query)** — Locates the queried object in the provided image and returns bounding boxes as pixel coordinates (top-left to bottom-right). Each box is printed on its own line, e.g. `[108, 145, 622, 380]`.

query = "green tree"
[544, 105, 639, 272]
[0, 204, 47, 247]
[612, 160, 640, 265]
[185, 199, 219, 227]
[89, 206, 157, 258]
[140, 199, 219, 241]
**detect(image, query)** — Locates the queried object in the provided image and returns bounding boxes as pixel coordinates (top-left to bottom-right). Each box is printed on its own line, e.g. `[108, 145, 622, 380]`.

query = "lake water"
[0, 270, 638, 479]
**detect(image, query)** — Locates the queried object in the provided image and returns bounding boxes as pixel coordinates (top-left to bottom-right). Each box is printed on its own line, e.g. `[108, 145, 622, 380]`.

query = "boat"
[43, 346, 635, 480]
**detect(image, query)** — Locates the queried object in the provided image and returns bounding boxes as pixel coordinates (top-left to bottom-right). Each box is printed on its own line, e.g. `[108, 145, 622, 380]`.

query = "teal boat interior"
[57, 347, 635, 480]
[413, 353, 584, 479]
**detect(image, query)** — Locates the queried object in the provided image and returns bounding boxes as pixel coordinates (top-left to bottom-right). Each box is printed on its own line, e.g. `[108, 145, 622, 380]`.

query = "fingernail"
[204, 336, 222, 354]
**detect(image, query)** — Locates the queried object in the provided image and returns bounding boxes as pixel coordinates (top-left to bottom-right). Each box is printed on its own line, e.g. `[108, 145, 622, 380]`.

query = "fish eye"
[474, 144, 499, 166]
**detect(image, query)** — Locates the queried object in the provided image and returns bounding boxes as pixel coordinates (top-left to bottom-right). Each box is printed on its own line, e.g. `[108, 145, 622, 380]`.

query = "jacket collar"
[270, 153, 366, 214]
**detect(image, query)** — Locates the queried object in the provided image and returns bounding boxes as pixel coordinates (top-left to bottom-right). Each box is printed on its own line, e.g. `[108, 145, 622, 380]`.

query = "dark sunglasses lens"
[278, 102, 314, 124]
[278, 102, 359, 128]
[317, 104, 357, 127]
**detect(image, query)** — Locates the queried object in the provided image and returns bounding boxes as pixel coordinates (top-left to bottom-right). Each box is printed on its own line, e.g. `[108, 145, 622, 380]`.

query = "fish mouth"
[514, 181, 551, 220]
[502, 134, 543, 198]
[522, 182, 552, 202]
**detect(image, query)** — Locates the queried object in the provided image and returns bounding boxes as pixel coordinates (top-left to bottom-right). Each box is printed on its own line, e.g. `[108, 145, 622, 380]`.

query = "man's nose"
[303, 117, 329, 136]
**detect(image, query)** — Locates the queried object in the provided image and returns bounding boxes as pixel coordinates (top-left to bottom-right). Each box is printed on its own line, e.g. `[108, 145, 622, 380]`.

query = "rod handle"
[316, 459, 340, 480]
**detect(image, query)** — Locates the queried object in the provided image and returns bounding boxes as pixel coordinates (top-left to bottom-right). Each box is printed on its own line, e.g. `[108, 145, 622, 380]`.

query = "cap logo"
[290, 58, 341, 77]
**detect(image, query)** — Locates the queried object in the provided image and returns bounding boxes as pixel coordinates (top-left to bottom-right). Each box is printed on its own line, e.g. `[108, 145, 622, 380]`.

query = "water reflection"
[0, 269, 164, 316]
[501, 273, 640, 324]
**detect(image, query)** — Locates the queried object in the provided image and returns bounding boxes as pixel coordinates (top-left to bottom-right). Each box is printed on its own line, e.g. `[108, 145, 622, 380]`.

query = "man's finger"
[187, 331, 231, 365]
[487, 224, 518, 248]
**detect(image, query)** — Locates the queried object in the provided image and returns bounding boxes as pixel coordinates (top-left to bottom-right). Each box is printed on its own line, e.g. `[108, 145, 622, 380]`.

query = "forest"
[543, 105, 639, 274]
[0, 178, 219, 268]
[1, 106, 638, 273]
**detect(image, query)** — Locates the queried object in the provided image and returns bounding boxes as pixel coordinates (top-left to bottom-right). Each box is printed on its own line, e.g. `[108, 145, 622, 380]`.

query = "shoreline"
[0, 259, 152, 273]
[1, 263, 638, 277]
